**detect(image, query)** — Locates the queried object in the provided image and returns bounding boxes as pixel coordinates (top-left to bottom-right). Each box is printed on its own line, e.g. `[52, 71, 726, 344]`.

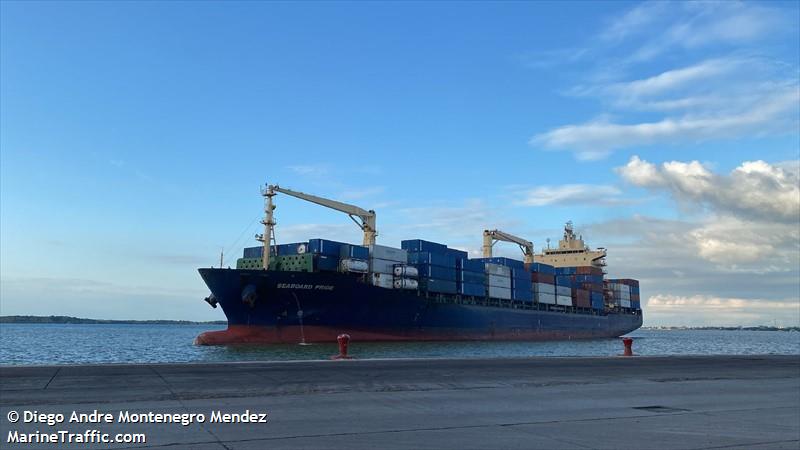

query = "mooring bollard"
[622, 337, 634, 356]
[331, 333, 354, 360]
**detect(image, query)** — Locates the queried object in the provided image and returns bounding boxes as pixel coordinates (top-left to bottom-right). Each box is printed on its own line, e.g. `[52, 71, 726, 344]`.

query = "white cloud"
[617, 156, 800, 223]
[533, 83, 799, 154]
[514, 184, 623, 206]
[286, 164, 329, 176]
[645, 294, 799, 327]
[529, 2, 798, 159]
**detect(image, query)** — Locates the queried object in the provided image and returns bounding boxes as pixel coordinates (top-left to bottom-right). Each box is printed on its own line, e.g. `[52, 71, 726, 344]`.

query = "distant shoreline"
[0, 316, 796, 331]
[0, 316, 226, 325]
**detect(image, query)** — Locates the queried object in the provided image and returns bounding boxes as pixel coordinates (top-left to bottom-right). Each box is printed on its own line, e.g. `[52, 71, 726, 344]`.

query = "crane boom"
[269, 184, 377, 246]
[482, 229, 534, 264]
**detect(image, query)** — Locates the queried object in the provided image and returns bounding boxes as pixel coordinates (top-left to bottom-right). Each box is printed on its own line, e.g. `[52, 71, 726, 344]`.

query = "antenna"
[546, 238, 551, 249]
[219, 248, 224, 268]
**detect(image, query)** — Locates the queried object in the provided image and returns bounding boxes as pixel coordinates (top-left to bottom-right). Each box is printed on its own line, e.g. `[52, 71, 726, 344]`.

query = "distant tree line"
[0, 315, 227, 325]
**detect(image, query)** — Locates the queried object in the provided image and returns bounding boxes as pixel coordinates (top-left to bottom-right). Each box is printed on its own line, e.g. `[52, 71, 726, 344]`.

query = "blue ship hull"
[196, 268, 642, 344]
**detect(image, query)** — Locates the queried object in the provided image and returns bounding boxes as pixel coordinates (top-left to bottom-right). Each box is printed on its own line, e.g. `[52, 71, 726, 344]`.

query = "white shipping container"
[618, 290, 631, 300]
[487, 273, 511, 288]
[556, 295, 572, 306]
[370, 258, 399, 274]
[370, 273, 394, 289]
[537, 292, 557, 304]
[485, 263, 512, 277]
[393, 278, 418, 290]
[369, 245, 407, 262]
[488, 285, 512, 300]
[393, 265, 419, 277]
[556, 286, 571, 296]
[533, 282, 556, 294]
[621, 299, 631, 308]
[340, 258, 369, 273]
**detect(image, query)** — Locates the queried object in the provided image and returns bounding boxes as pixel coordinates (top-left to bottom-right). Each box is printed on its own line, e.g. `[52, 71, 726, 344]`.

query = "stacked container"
[401, 240, 457, 294]
[456, 258, 485, 297]
[511, 268, 533, 302]
[485, 263, 512, 300]
[606, 279, 641, 310]
[369, 244, 408, 289]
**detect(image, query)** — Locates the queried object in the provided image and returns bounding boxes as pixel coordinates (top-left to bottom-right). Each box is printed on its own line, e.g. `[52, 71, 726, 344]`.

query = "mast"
[256, 184, 277, 270]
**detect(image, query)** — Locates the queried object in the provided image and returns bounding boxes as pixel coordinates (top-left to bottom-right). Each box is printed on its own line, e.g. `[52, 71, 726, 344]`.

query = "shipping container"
[475, 257, 525, 271]
[512, 289, 533, 302]
[340, 244, 369, 260]
[370, 258, 400, 274]
[308, 239, 346, 256]
[443, 248, 469, 260]
[536, 292, 557, 304]
[369, 245, 407, 262]
[393, 265, 419, 278]
[408, 251, 456, 267]
[412, 264, 457, 281]
[458, 270, 485, 284]
[315, 254, 339, 272]
[556, 285, 571, 296]
[591, 297, 604, 310]
[511, 268, 532, 280]
[631, 300, 641, 310]
[418, 278, 458, 294]
[401, 239, 448, 254]
[531, 272, 556, 284]
[485, 263, 512, 277]
[457, 258, 485, 272]
[555, 276, 573, 287]
[527, 262, 556, 275]
[555, 267, 576, 275]
[393, 278, 418, 290]
[487, 273, 512, 288]
[575, 297, 591, 308]
[533, 282, 556, 294]
[620, 299, 632, 308]
[488, 285, 512, 300]
[459, 282, 485, 296]
[340, 258, 368, 273]
[511, 277, 532, 290]
[556, 295, 572, 306]
[371, 273, 394, 289]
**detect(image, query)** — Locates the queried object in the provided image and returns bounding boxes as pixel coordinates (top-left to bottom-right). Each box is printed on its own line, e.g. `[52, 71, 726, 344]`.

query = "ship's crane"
[256, 184, 378, 269]
[482, 229, 534, 264]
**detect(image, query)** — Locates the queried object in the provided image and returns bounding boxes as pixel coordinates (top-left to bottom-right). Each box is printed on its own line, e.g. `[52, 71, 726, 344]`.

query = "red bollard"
[331, 333, 354, 360]
[622, 337, 634, 356]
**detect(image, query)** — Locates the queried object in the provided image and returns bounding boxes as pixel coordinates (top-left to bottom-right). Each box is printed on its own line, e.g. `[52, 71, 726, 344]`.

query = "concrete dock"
[1, 355, 798, 449]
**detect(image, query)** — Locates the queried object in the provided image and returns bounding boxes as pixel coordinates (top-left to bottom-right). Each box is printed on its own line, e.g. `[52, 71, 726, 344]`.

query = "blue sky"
[1, 1, 798, 326]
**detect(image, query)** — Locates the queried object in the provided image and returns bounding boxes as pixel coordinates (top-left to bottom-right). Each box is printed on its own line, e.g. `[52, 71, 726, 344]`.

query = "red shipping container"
[531, 272, 555, 284]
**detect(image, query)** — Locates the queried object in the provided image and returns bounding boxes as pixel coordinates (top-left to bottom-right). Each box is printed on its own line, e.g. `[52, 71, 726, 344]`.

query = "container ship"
[196, 184, 642, 345]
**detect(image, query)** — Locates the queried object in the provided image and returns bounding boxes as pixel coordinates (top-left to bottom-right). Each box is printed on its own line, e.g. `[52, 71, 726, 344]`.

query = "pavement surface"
[1, 355, 798, 449]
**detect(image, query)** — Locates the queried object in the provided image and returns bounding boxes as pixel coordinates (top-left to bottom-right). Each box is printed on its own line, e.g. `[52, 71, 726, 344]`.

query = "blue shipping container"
[401, 239, 448, 254]
[512, 277, 532, 290]
[243, 246, 262, 258]
[315, 254, 339, 272]
[443, 248, 469, 260]
[555, 267, 577, 275]
[511, 268, 531, 280]
[529, 262, 556, 274]
[459, 282, 485, 296]
[412, 264, 457, 281]
[458, 270, 485, 284]
[419, 278, 458, 294]
[631, 300, 641, 310]
[340, 244, 369, 260]
[474, 257, 525, 271]
[408, 251, 456, 267]
[457, 258, 485, 272]
[512, 289, 533, 302]
[591, 298, 604, 310]
[555, 276, 574, 287]
[308, 239, 345, 256]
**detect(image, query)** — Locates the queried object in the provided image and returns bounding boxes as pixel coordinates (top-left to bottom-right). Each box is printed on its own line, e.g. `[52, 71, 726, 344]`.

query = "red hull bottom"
[194, 325, 617, 345]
